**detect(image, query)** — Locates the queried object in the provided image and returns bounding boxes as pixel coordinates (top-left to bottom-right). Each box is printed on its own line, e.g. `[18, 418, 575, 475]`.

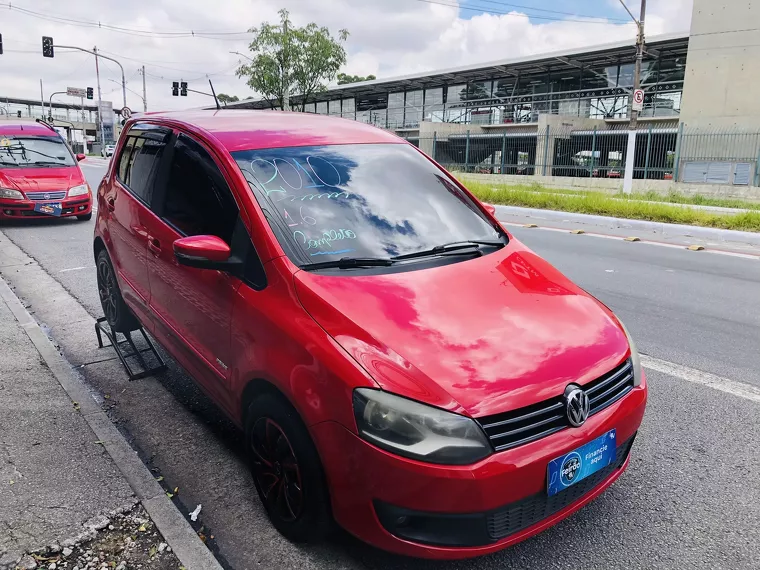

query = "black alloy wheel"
[95, 250, 139, 332]
[244, 393, 332, 543]
[97, 255, 118, 325]
[250, 418, 304, 523]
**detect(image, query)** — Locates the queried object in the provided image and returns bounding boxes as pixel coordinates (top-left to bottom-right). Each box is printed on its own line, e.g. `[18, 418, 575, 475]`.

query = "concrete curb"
[0, 277, 223, 570]
[493, 205, 760, 246]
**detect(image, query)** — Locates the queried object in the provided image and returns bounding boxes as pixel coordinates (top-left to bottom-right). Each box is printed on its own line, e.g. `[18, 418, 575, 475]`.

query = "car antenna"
[208, 79, 221, 111]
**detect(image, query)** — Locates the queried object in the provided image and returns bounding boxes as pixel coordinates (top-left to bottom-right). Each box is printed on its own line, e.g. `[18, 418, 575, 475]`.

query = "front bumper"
[0, 196, 92, 220]
[311, 376, 647, 559]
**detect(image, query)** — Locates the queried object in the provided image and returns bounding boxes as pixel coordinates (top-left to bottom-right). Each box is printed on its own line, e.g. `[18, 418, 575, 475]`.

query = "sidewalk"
[0, 274, 219, 570]
[0, 281, 135, 566]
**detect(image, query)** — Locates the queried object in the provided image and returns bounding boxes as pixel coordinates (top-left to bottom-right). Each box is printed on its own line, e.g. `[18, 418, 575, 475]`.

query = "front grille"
[478, 359, 634, 452]
[486, 435, 635, 540]
[25, 191, 67, 201]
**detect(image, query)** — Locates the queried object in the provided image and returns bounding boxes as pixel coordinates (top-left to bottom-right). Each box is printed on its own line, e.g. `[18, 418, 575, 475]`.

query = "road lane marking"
[641, 355, 760, 404]
[59, 265, 95, 273]
[500, 221, 760, 260]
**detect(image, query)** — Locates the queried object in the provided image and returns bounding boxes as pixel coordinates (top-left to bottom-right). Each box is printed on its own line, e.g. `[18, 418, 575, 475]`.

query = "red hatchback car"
[0, 123, 92, 221]
[93, 110, 647, 559]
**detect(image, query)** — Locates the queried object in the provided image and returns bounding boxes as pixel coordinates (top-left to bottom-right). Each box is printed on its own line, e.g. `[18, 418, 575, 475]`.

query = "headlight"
[352, 388, 491, 465]
[618, 320, 643, 386]
[0, 188, 24, 200]
[68, 184, 90, 197]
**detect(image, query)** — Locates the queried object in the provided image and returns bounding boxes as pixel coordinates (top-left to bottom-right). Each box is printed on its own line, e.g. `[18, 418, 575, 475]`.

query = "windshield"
[0, 136, 76, 167]
[232, 143, 502, 267]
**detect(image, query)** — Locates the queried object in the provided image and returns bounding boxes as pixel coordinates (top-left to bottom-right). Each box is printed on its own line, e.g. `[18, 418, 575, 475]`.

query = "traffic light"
[42, 36, 54, 58]
[0, 34, 4, 55]
[86, 87, 93, 100]
[180, 81, 188, 96]
[172, 82, 179, 96]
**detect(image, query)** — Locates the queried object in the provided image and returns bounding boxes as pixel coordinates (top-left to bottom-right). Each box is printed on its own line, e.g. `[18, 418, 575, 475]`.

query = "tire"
[245, 393, 332, 543]
[77, 213, 93, 221]
[96, 249, 140, 333]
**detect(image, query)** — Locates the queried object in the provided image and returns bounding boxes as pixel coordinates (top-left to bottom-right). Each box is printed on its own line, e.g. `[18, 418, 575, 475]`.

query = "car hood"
[0, 166, 83, 193]
[294, 240, 630, 418]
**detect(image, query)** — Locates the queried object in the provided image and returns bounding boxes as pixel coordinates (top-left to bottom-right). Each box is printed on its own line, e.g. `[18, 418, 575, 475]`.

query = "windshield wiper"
[26, 161, 66, 167]
[391, 240, 505, 261]
[301, 257, 395, 270]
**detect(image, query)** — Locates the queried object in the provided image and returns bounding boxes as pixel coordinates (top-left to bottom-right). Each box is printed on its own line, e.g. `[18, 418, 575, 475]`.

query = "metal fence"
[404, 124, 760, 187]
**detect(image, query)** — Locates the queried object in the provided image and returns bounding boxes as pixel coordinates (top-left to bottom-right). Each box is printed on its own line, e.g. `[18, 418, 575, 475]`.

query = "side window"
[161, 134, 239, 244]
[116, 134, 166, 204]
[116, 137, 135, 181]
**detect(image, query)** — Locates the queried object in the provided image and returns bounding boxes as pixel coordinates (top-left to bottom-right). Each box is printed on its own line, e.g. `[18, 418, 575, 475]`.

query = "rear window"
[232, 143, 501, 266]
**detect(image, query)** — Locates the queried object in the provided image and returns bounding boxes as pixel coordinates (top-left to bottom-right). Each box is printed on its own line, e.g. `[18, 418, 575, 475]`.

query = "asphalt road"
[1, 161, 759, 569]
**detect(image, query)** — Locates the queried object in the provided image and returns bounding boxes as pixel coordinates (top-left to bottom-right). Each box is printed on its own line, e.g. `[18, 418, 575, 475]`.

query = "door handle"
[147, 237, 162, 256]
[105, 197, 115, 212]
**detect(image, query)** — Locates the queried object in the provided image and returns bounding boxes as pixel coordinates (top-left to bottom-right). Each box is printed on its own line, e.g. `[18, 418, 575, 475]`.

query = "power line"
[413, 0, 631, 24]
[0, 2, 253, 39]
[458, 0, 630, 23]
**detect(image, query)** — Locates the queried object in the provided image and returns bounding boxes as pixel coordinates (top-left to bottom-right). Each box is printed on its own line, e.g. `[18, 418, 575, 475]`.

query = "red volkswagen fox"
[93, 111, 646, 559]
[0, 123, 92, 221]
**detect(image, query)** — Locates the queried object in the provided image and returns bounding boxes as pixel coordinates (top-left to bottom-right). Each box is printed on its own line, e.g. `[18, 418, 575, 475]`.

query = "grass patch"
[456, 176, 760, 211]
[464, 181, 760, 233]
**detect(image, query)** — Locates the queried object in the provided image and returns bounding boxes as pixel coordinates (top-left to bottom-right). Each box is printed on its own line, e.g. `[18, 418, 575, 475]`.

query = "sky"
[0, 0, 693, 113]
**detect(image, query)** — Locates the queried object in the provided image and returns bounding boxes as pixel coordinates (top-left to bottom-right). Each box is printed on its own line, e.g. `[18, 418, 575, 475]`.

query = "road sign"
[632, 89, 645, 112]
[67, 87, 87, 98]
[120, 106, 132, 119]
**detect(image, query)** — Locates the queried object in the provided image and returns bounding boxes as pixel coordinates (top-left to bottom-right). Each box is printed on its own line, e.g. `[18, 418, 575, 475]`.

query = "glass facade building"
[229, 34, 689, 130]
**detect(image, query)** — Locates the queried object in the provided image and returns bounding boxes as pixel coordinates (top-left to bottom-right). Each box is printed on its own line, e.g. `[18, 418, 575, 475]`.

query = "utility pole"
[39, 79, 44, 119]
[94, 46, 106, 147]
[282, 17, 290, 111]
[620, 0, 646, 194]
[141, 65, 147, 112]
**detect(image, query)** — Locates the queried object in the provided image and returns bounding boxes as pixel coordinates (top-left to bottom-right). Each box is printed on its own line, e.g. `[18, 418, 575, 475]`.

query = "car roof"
[132, 109, 403, 152]
[0, 123, 60, 137]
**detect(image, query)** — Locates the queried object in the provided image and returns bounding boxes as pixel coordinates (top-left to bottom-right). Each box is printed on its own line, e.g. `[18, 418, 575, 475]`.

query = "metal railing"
[403, 124, 760, 186]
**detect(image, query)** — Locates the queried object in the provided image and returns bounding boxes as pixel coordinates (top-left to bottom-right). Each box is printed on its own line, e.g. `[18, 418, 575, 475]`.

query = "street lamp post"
[619, 0, 647, 194]
[107, 79, 146, 111]
[52, 44, 127, 110]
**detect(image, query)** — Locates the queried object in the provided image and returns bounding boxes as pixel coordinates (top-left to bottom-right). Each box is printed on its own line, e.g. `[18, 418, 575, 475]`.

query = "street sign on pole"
[120, 106, 132, 119]
[632, 89, 645, 112]
[66, 87, 87, 98]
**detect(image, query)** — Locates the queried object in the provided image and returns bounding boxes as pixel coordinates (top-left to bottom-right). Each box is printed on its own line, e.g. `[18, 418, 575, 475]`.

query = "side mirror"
[76, 153, 86, 162]
[484, 204, 496, 216]
[174, 235, 241, 271]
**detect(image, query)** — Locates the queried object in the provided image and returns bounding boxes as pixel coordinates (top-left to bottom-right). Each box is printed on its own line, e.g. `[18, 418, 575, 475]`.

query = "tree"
[337, 73, 376, 85]
[236, 9, 349, 111]
[216, 93, 240, 106]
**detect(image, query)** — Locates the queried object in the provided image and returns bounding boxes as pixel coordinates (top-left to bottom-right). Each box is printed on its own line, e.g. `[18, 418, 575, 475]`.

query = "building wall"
[417, 121, 485, 156]
[680, 0, 760, 129]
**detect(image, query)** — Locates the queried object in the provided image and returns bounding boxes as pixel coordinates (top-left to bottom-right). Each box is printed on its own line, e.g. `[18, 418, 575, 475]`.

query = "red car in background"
[93, 110, 646, 559]
[0, 123, 92, 221]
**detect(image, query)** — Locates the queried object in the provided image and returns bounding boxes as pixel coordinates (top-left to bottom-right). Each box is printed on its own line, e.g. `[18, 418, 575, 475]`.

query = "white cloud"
[0, 0, 693, 113]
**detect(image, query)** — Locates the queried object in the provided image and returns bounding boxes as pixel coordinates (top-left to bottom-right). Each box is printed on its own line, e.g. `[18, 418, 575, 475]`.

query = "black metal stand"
[95, 317, 166, 381]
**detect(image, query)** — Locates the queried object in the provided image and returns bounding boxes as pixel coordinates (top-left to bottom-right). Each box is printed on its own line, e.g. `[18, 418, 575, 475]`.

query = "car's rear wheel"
[77, 213, 92, 221]
[245, 393, 332, 543]
[96, 249, 139, 332]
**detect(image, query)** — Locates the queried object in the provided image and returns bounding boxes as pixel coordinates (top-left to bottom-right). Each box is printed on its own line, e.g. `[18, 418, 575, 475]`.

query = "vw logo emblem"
[44, 193, 50, 200]
[564, 385, 590, 427]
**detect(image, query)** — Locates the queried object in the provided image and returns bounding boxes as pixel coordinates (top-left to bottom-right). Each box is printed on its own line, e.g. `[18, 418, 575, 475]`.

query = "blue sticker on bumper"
[547, 429, 617, 497]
